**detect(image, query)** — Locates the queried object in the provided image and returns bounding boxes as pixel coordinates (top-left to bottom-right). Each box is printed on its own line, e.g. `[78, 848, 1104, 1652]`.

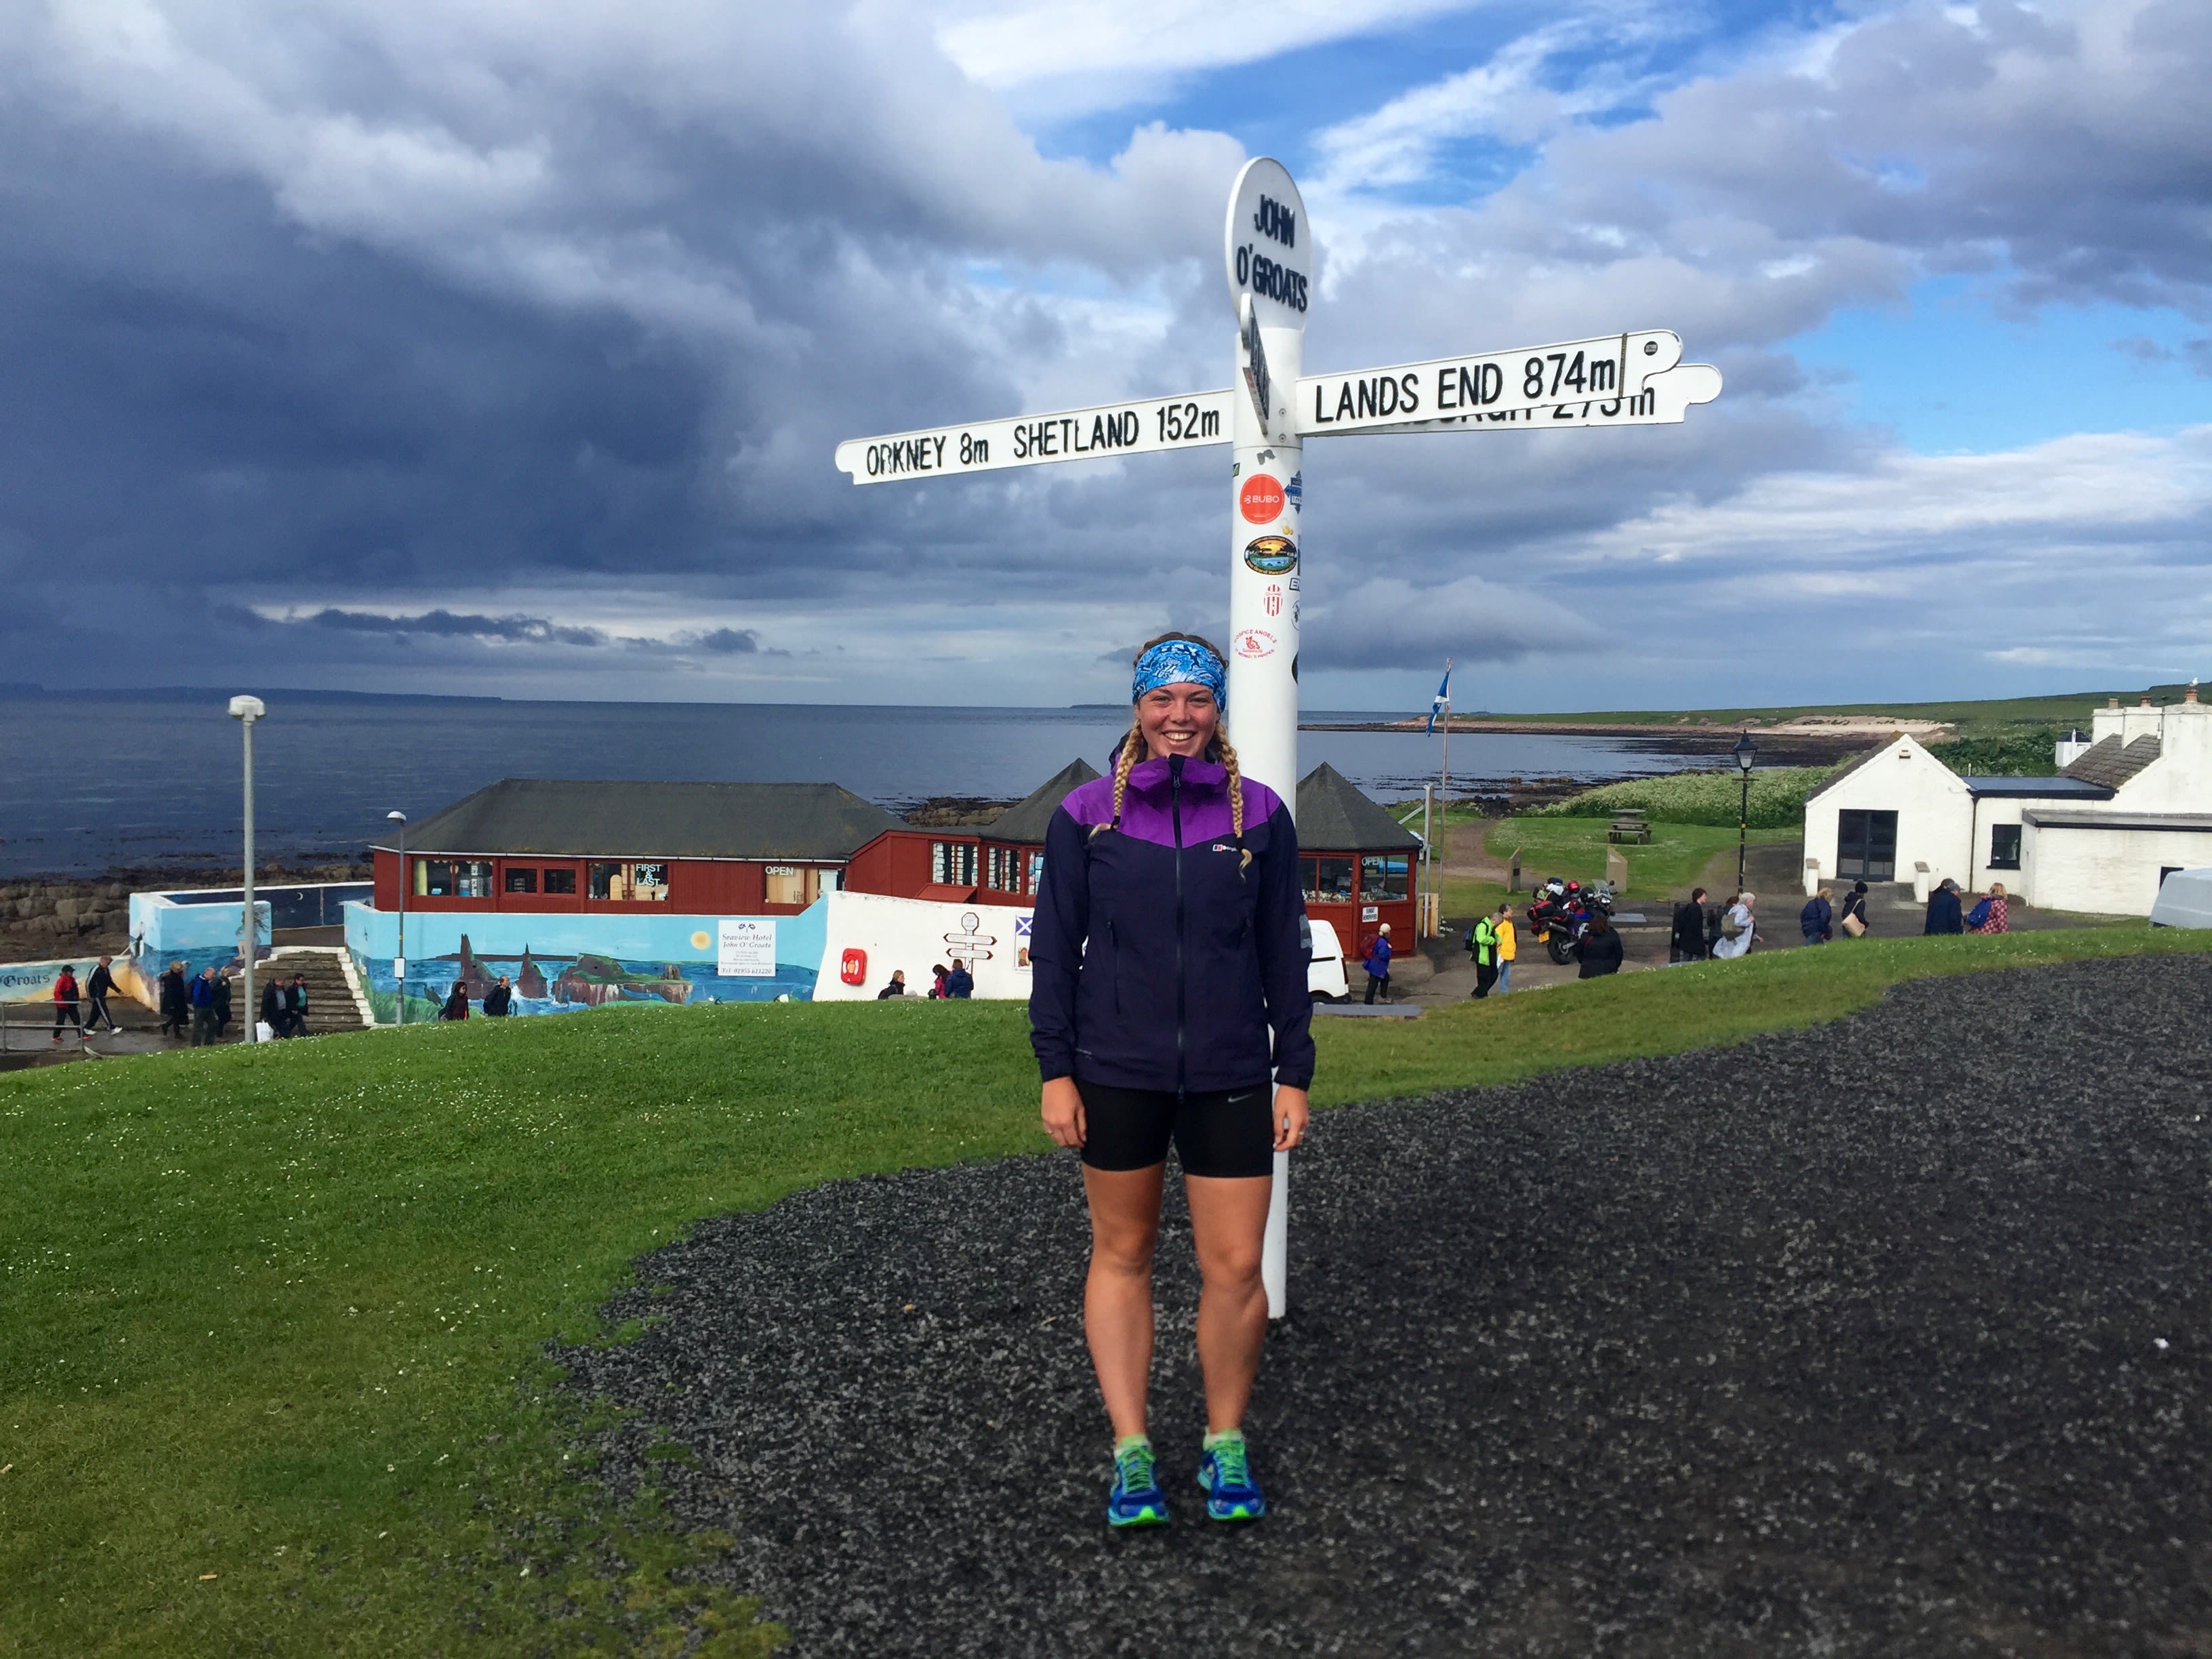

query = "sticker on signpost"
[1244, 534, 1296, 573]
[1239, 475, 1284, 524]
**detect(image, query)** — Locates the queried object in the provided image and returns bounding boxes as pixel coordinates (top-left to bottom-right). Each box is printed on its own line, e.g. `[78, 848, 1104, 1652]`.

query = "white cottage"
[1803, 688, 2212, 916]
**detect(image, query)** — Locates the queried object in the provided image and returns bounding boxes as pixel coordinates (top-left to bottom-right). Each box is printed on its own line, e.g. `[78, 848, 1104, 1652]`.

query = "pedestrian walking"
[1362, 922, 1394, 1004]
[260, 976, 285, 1038]
[188, 966, 219, 1046]
[484, 974, 514, 1017]
[438, 982, 471, 1021]
[213, 970, 234, 1040]
[1572, 911, 1625, 978]
[159, 961, 190, 1038]
[1924, 878, 1964, 935]
[284, 973, 310, 1036]
[1968, 882, 2011, 934]
[85, 955, 121, 1034]
[946, 958, 975, 998]
[1799, 885, 1834, 946]
[1671, 887, 1711, 962]
[50, 965, 87, 1044]
[876, 969, 908, 999]
[1468, 910, 1497, 999]
[1029, 631, 1311, 1530]
[1712, 891, 1760, 960]
[1839, 880, 1870, 937]
[1492, 902, 1516, 993]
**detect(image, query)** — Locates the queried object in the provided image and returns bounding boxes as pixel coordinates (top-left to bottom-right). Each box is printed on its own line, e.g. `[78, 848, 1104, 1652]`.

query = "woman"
[1799, 885, 1834, 946]
[438, 981, 471, 1021]
[1970, 882, 2011, 934]
[876, 969, 908, 999]
[1030, 632, 1312, 1530]
[1572, 911, 1624, 978]
[1711, 891, 1759, 960]
[1839, 881, 1870, 937]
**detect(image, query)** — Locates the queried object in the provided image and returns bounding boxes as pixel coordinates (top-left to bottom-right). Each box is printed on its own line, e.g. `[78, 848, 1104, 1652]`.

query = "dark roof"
[372, 778, 905, 861]
[2024, 809, 2212, 833]
[1963, 776, 2113, 800]
[983, 758, 1102, 844]
[1296, 763, 1422, 853]
[2062, 735, 2162, 790]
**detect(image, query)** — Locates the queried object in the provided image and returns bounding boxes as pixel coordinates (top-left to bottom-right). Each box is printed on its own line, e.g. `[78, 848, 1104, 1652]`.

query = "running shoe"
[1197, 1429, 1266, 1521]
[1107, 1436, 1169, 1529]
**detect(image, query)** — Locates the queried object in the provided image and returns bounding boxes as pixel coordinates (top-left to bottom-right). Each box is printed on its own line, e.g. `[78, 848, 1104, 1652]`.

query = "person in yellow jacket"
[1492, 901, 1517, 994]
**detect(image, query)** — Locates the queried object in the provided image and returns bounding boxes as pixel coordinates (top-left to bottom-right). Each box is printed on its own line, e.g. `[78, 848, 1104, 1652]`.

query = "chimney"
[2141, 694, 2152, 707]
[2108, 697, 2119, 708]
[2188, 682, 2200, 705]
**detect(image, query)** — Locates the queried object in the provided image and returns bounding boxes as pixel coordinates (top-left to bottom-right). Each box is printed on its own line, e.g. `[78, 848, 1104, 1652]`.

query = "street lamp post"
[1733, 731, 1758, 894]
[229, 696, 266, 1042]
[386, 811, 407, 1026]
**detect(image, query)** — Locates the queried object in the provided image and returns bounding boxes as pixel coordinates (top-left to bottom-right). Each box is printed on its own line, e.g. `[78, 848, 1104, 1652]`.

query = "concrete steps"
[259, 947, 373, 1033]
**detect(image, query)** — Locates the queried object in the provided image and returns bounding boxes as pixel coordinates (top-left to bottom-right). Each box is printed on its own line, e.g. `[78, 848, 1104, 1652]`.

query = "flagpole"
[1439, 657, 1452, 840]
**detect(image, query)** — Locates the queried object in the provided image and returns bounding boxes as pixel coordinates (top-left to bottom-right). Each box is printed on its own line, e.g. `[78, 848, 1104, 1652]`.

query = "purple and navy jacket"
[1028, 754, 1315, 1094]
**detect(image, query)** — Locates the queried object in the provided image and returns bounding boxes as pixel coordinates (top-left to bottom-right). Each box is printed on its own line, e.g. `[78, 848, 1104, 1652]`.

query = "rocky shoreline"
[0, 859, 370, 962]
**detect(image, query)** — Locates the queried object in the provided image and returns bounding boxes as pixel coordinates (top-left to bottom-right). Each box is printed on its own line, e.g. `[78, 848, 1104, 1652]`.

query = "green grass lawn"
[1483, 816, 1798, 896]
[1460, 686, 2191, 737]
[7, 925, 2211, 1655]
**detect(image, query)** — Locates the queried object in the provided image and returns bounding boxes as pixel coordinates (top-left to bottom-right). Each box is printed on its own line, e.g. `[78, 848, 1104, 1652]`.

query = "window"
[1302, 857, 1354, 904]
[765, 865, 807, 905]
[588, 861, 670, 901]
[1028, 852, 1045, 893]
[986, 846, 1027, 892]
[542, 867, 577, 895]
[1837, 810, 1898, 882]
[504, 867, 539, 894]
[416, 859, 491, 898]
[1988, 823, 2022, 872]
[1360, 854, 1410, 903]
[932, 842, 978, 886]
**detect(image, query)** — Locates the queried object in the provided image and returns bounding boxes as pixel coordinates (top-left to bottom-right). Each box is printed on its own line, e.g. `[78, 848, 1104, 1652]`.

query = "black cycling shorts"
[1076, 1080, 1275, 1179]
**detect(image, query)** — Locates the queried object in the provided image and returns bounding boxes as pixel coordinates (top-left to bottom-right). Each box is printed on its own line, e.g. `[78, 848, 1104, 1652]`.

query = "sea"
[0, 691, 1693, 878]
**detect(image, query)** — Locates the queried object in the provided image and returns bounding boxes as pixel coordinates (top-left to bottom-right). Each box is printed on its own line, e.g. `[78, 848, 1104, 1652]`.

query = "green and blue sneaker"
[1197, 1429, 1266, 1521]
[1107, 1435, 1170, 1529]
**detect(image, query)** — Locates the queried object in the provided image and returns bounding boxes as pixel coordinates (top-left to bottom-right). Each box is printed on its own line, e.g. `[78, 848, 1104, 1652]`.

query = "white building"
[1803, 688, 2212, 916]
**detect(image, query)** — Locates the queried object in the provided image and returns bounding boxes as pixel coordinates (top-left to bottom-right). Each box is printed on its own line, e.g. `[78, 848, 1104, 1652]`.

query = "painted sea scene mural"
[344, 903, 825, 1020]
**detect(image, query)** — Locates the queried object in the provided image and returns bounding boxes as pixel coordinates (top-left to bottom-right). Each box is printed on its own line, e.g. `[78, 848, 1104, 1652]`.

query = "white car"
[1306, 916, 1349, 1002]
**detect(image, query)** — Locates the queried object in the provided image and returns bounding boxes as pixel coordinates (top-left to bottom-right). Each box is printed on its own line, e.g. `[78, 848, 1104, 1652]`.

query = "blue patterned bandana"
[1132, 637, 1227, 707]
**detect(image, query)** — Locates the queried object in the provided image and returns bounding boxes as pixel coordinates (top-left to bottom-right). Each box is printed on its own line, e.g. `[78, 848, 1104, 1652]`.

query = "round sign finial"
[1224, 159, 1311, 333]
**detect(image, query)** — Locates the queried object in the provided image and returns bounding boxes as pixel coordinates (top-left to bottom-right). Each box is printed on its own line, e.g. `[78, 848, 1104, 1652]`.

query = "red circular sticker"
[1239, 474, 1284, 524]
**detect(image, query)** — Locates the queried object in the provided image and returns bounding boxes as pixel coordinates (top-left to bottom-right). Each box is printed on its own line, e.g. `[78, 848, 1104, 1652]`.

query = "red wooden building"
[368, 779, 905, 917]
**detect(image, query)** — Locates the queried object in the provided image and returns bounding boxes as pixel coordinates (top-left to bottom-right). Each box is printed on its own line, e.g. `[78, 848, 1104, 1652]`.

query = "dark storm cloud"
[0, 0, 2207, 707]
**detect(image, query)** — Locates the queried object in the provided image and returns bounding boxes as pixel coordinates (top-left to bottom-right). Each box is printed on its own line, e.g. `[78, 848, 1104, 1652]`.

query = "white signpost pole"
[833, 156, 1722, 1324]
[1222, 159, 1309, 1319]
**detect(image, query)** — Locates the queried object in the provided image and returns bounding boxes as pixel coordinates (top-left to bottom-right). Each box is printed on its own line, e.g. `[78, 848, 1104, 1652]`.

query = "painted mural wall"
[342, 901, 827, 1019]
[115, 895, 274, 1008]
[808, 890, 1035, 1000]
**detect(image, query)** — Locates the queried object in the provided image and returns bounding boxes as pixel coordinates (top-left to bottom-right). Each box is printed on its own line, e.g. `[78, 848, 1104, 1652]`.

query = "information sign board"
[716, 918, 777, 979]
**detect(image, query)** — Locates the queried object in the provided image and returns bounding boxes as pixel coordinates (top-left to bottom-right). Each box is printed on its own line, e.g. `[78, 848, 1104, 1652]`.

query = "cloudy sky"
[1, 0, 2206, 712]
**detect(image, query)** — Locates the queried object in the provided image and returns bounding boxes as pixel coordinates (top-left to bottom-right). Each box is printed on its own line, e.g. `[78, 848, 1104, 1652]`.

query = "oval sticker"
[1233, 628, 1276, 659]
[1239, 474, 1284, 524]
[1243, 534, 1297, 575]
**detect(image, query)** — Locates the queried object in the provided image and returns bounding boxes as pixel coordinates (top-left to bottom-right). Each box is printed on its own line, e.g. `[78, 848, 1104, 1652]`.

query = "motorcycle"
[1525, 878, 1616, 964]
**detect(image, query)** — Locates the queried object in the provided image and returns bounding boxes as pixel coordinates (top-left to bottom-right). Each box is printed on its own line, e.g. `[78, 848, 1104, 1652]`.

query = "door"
[1837, 810, 1898, 882]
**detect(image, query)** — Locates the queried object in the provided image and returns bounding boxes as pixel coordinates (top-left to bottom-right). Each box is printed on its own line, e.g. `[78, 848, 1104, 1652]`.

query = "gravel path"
[558, 956, 2212, 1656]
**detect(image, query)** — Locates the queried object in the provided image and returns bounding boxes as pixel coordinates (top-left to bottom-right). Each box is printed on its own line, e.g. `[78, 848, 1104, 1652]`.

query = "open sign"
[839, 948, 867, 986]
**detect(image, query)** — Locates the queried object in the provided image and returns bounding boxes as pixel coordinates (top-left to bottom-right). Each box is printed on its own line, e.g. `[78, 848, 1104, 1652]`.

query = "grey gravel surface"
[557, 956, 2212, 1656]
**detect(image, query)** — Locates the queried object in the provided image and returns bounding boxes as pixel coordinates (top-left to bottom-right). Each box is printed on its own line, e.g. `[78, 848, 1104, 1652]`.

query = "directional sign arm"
[1342, 362, 1724, 435]
[834, 390, 1232, 485]
[1295, 330, 1693, 436]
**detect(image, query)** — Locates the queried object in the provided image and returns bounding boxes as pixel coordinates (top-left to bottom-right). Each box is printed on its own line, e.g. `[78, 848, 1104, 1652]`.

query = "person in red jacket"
[51, 965, 87, 1044]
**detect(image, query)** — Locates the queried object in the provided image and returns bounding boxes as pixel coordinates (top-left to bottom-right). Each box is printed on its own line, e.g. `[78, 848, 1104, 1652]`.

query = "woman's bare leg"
[1183, 1173, 1273, 1433]
[1082, 1163, 1165, 1440]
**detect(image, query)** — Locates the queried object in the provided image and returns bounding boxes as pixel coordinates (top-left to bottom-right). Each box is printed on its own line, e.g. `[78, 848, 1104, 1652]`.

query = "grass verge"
[5, 926, 2209, 1654]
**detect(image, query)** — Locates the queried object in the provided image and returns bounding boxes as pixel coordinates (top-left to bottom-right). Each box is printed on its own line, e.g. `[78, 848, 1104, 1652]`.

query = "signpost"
[836, 157, 1721, 1317]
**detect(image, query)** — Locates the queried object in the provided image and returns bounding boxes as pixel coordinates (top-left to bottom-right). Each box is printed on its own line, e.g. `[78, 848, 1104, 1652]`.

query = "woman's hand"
[1040, 1076, 1086, 1149]
[1273, 1085, 1309, 1151]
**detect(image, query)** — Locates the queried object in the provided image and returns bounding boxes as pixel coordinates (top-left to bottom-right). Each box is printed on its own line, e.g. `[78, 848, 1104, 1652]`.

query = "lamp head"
[228, 695, 266, 722]
[1732, 731, 1757, 773]
[386, 810, 407, 823]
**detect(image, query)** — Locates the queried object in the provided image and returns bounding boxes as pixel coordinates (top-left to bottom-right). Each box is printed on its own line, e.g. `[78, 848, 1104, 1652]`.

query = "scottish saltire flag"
[1425, 665, 1451, 735]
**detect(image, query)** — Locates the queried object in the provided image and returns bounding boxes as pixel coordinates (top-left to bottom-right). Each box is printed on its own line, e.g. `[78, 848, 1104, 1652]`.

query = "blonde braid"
[1091, 718, 1145, 838]
[1212, 723, 1254, 874]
